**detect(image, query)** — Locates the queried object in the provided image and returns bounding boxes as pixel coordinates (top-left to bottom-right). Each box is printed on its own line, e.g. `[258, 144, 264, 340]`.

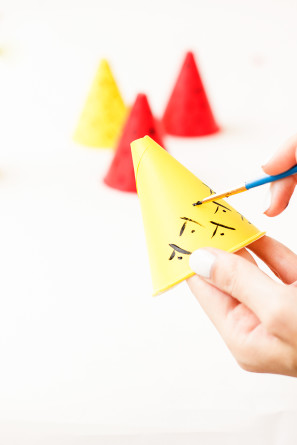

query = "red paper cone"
[162, 52, 220, 137]
[104, 93, 165, 192]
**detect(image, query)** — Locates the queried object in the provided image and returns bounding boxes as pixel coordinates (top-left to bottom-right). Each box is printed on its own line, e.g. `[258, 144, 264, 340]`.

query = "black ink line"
[212, 202, 231, 211]
[210, 222, 236, 230]
[212, 225, 218, 237]
[237, 212, 251, 223]
[210, 221, 236, 239]
[169, 251, 176, 260]
[169, 244, 192, 255]
[201, 182, 215, 195]
[180, 217, 204, 227]
[179, 222, 186, 236]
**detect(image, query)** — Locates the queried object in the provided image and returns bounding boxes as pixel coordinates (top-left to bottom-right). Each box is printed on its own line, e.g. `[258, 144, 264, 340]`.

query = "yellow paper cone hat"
[131, 136, 265, 296]
[74, 59, 127, 148]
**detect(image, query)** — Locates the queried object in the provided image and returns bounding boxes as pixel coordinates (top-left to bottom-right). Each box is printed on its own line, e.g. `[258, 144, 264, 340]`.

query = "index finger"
[190, 246, 287, 328]
[248, 235, 297, 284]
[263, 134, 297, 175]
[187, 249, 259, 336]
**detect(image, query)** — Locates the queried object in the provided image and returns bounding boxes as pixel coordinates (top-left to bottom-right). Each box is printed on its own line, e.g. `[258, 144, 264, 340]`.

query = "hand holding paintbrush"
[194, 135, 297, 215]
[194, 164, 297, 207]
[262, 135, 297, 216]
[187, 134, 297, 378]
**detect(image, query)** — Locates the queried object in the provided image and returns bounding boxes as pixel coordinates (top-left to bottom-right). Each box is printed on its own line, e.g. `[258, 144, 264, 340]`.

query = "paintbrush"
[193, 164, 297, 206]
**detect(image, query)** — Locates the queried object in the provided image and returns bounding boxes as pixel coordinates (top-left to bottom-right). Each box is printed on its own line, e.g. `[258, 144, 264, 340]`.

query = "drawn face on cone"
[131, 136, 265, 296]
[168, 201, 243, 261]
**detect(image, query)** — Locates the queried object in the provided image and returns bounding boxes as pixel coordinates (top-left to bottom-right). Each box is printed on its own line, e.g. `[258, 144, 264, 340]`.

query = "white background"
[1, 0, 297, 443]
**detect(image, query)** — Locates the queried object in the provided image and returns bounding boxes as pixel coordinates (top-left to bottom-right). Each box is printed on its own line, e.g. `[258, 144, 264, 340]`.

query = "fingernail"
[262, 189, 271, 214]
[189, 249, 216, 278]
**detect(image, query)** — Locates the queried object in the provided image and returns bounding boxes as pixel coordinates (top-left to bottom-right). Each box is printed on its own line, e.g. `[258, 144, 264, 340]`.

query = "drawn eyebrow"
[210, 221, 236, 238]
[209, 221, 236, 229]
[180, 217, 204, 226]
[212, 201, 231, 210]
[169, 244, 192, 255]
[179, 217, 204, 236]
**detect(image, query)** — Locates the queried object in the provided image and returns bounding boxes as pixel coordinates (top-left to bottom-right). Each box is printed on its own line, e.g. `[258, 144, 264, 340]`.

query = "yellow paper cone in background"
[73, 59, 127, 148]
[131, 136, 265, 296]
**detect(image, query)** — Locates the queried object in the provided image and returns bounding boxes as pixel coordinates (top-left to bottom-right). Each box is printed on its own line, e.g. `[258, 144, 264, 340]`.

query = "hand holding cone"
[131, 136, 265, 296]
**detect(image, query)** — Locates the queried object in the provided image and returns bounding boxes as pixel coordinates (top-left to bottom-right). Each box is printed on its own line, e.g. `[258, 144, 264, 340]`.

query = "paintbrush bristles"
[193, 185, 247, 206]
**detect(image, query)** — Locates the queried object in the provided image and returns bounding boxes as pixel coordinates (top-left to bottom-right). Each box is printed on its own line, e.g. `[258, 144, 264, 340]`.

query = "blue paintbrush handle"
[245, 164, 297, 190]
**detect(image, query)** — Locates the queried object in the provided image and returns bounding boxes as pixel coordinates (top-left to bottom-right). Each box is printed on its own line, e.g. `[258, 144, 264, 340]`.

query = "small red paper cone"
[104, 93, 165, 192]
[162, 51, 220, 137]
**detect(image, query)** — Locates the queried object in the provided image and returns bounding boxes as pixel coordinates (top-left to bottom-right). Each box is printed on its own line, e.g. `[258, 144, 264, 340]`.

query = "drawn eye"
[191, 230, 195, 233]
[178, 257, 183, 260]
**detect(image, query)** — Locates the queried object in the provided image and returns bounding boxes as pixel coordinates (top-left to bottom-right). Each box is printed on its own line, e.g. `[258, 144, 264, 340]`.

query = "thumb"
[189, 247, 285, 325]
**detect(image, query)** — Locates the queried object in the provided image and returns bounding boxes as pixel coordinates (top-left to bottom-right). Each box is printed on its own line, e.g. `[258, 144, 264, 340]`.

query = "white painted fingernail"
[262, 189, 271, 213]
[189, 249, 216, 278]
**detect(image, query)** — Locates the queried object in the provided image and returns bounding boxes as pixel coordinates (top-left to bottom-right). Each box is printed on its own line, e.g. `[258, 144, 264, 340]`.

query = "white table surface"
[1, 0, 297, 443]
